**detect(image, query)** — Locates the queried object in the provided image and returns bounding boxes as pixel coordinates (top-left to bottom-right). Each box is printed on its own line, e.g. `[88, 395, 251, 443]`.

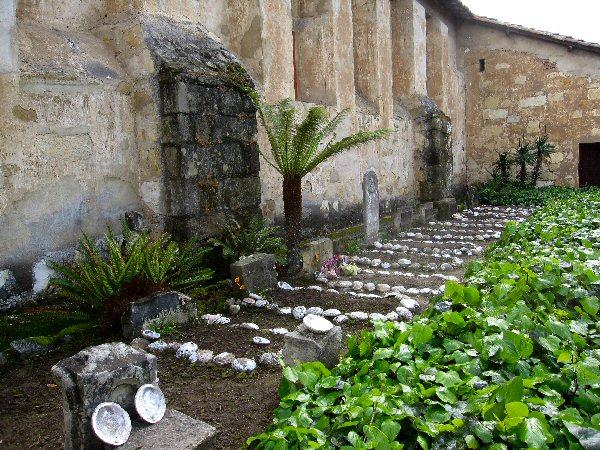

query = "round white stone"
[337, 280, 353, 288]
[303, 314, 334, 334]
[241, 322, 260, 330]
[232, 358, 256, 372]
[141, 330, 160, 340]
[306, 306, 324, 316]
[270, 327, 289, 335]
[349, 311, 369, 321]
[364, 283, 376, 292]
[376, 284, 391, 293]
[195, 350, 213, 364]
[401, 298, 419, 310]
[369, 313, 386, 321]
[396, 306, 413, 321]
[213, 352, 235, 366]
[334, 314, 348, 324]
[352, 281, 364, 290]
[253, 336, 271, 345]
[323, 308, 341, 317]
[176, 342, 198, 359]
[259, 352, 282, 367]
[279, 307, 292, 315]
[292, 306, 307, 320]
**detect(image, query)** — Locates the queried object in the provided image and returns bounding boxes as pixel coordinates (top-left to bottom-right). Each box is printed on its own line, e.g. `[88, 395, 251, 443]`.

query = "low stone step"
[116, 409, 216, 450]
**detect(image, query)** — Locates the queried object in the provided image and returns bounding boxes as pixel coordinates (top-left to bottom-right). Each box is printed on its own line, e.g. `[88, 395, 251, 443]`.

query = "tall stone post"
[363, 170, 379, 245]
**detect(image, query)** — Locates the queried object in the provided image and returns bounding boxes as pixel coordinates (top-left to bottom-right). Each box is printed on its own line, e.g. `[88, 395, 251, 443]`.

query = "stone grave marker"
[363, 170, 379, 245]
[230, 253, 277, 293]
[283, 316, 342, 369]
[301, 238, 333, 275]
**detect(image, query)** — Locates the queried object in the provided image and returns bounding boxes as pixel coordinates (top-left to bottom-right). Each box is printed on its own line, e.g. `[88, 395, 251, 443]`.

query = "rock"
[242, 297, 256, 306]
[426, 263, 438, 271]
[130, 338, 150, 350]
[370, 259, 382, 267]
[176, 342, 198, 359]
[407, 288, 420, 295]
[32, 250, 76, 294]
[440, 263, 453, 271]
[241, 323, 260, 330]
[0, 269, 19, 299]
[323, 308, 341, 317]
[303, 314, 334, 334]
[352, 281, 364, 290]
[270, 327, 289, 335]
[349, 311, 369, 321]
[253, 336, 270, 345]
[0, 352, 6, 366]
[307, 285, 323, 291]
[333, 314, 348, 324]
[51, 342, 157, 450]
[396, 307, 413, 321]
[230, 253, 278, 294]
[148, 340, 170, 352]
[122, 291, 197, 339]
[434, 301, 452, 313]
[369, 313, 386, 321]
[385, 312, 399, 321]
[229, 304, 241, 315]
[381, 262, 391, 269]
[327, 289, 340, 294]
[419, 288, 432, 295]
[201, 314, 230, 325]
[141, 330, 160, 340]
[306, 306, 324, 316]
[10, 338, 54, 359]
[316, 277, 329, 284]
[255, 299, 268, 308]
[382, 243, 393, 250]
[194, 350, 214, 364]
[376, 284, 391, 293]
[401, 298, 419, 310]
[213, 352, 236, 366]
[292, 306, 307, 320]
[364, 283, 376, 292]
[232, 358, 256, 372]
[337, 280, 353, 289]
[259, 352, 282, 367]
[279, 307, 292, 315]
[283, 323, 343, 368]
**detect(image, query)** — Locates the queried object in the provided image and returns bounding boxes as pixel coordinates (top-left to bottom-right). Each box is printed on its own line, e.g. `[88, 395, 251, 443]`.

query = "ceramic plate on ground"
[91, 402, 132, 446]
[135, 384, 166, 424]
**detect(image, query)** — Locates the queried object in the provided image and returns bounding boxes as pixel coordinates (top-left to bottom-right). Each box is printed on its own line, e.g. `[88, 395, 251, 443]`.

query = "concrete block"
[433, 198, 457, 220]
[393, 208, 414, 233]
[301, 238, 333, 275]
[121, 291, 197, 340]
[283, 324, 342, 369]
[230, 253, 277, 294]
[51, 343, 157, 450]
[415, 202, 435, 224]
[116, 409, 216, 450]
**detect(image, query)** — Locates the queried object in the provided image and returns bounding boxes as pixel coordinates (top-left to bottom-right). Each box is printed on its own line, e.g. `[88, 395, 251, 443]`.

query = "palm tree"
[251, 94, 391, 274]
[531, 134, 555, 185]
[492, 151, 513, 183]
[514, 140, 535, 185]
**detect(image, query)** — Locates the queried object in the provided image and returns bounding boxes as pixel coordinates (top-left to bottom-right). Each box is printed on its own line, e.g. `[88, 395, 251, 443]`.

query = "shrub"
[479, 182, 583, 206]
[50, 222, 213, 332]
[209, 216, 286, 265]
[248, 189, 600, 449]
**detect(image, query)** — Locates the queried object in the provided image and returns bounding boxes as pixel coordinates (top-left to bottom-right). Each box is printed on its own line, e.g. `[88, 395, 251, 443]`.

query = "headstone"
[466, 185, 480, 208]
[52, 343, 158, 450]
[363, 170, 379, 245]
[434, 198, 458, 220]
[283, 323, 342, 369]
[230, 253, 277, 294]
[115, 409, 216, 450]
[0, 269, 18, 299]
[301, 238, 333, 275]
[121, 291, 197, 339]
[10, 338, 54, 359]
[415, 202, 435, 225]
[393, 208, 414, 232]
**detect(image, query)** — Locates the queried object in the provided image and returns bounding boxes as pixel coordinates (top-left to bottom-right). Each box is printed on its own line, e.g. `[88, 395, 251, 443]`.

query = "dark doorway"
[579, 143, 600, 187]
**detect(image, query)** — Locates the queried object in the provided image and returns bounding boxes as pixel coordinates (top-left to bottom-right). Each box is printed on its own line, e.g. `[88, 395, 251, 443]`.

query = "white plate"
[91, 402, 132, 446]
[135, 384, 166, 424]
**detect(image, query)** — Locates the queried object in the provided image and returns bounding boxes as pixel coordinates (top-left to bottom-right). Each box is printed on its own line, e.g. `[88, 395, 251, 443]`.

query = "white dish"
[91, 402, 132, 446]
[135, 384, 166, 424]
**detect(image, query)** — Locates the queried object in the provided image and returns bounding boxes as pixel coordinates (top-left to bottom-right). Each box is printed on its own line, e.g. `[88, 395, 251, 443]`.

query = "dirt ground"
[0, 289, 396, 450]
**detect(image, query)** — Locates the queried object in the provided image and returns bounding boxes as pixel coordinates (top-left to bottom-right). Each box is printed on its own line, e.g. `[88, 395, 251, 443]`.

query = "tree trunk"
[283, 176, 303, 274]
[531, 156, 542, 185]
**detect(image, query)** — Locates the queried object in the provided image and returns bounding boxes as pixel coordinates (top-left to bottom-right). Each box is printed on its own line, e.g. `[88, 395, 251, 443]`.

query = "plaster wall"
[460, 22, 600, 186]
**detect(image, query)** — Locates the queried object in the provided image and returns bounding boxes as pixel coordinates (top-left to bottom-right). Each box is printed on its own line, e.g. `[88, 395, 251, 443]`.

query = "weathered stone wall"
[460, 22, 600, 186]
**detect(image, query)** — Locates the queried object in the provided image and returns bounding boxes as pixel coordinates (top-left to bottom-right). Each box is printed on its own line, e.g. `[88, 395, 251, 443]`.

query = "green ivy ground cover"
[478, 182, 584, 206]
[248, 189, 600, 449]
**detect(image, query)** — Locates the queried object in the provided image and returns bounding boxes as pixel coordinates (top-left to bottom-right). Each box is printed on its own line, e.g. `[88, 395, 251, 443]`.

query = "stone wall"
[460, 22, 600, 186]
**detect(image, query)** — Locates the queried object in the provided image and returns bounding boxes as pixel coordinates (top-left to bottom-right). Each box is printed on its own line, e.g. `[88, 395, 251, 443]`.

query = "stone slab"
[122, 291, 197, 340]
[433, 198, 457, 220]
[301, 238, 333, 275]
[393, 208, 414, 233]
[230, 253, 277, 294]
[363, 170, 380, 245]
[283, 324, 342, 369]
[116, 409, 216, 450]
[415, 202, 435, 225]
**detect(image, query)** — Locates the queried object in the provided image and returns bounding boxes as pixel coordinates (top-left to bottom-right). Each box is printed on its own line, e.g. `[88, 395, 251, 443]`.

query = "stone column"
[391, 0, 427, 98]
[292, 0, 355, 109]
[426, 15, 450, 111]
[362, 170, 379, 244]
[0, 0, 18, 74]
[351, 0, 393, 125]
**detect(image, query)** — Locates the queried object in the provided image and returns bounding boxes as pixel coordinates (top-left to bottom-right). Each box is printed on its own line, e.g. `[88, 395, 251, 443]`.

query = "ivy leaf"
[425, 405, 452, 423]
[380, 420, 401, 442]
[435, 370, 462, 388]
[411, 324, 434, 347]
[505, 401, 529, 418]
[465, 435, 479, 449]
[517, 417, 553, 449]
[581, 297, 599, 316]
[564, 422, 600, 449]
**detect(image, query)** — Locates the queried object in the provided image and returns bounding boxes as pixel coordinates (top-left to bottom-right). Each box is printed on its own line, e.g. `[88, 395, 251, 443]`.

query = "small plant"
[50, 220, 213, 333]
[531, 134, 555, 185]
[492, 151, 513, 183]
[514, 139, 535, 184]
[319, 255, 355, 279]
[209, 216, 286, 265]
[344, 239, 363, 256]
[148, 317, 177, 336]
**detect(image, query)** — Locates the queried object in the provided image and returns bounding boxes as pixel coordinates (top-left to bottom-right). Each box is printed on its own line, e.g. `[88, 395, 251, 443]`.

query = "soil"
[0, 289, 387, 450]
